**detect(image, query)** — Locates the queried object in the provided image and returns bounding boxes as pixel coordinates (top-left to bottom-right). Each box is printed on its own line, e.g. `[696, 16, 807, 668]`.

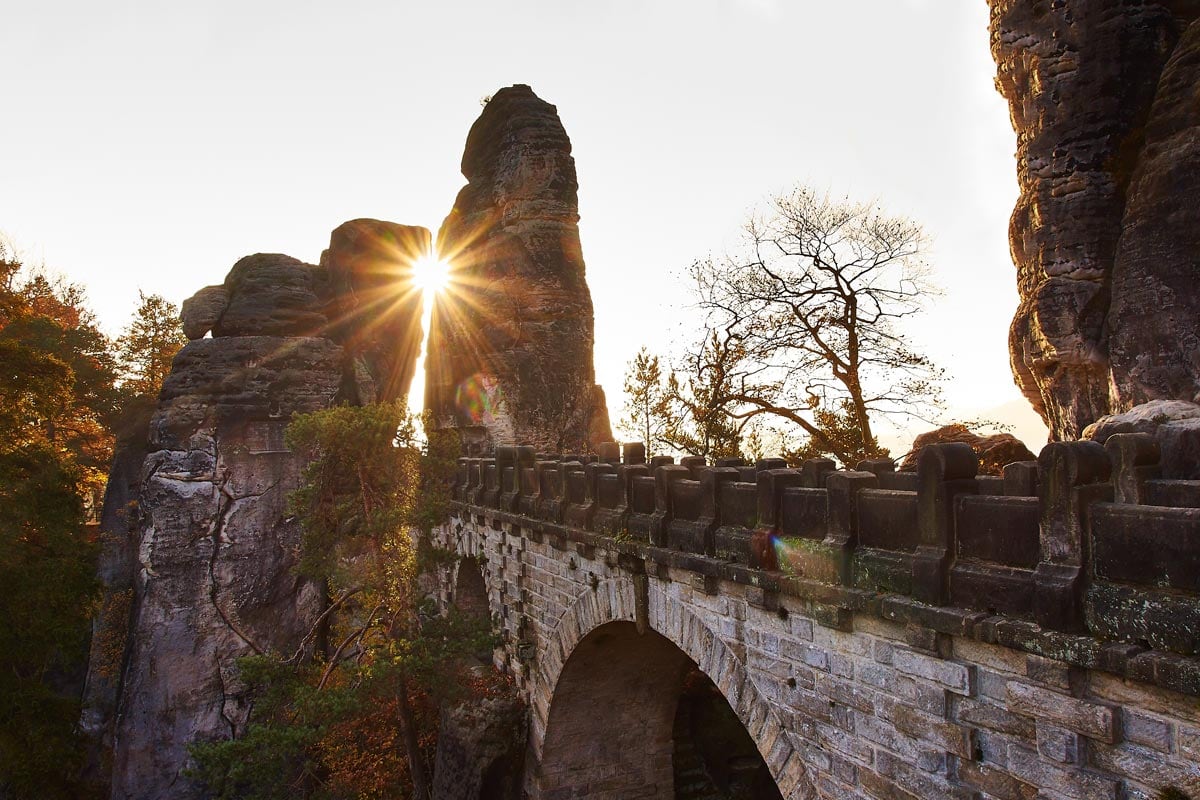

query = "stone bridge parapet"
[436, 438, 1200, 799]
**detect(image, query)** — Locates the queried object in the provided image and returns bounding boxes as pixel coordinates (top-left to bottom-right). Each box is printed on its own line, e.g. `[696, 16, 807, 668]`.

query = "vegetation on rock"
[189, 403, 499, 800]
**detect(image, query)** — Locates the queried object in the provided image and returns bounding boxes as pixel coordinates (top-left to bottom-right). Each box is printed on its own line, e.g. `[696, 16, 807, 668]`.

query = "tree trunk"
[397, 680, 431, 800]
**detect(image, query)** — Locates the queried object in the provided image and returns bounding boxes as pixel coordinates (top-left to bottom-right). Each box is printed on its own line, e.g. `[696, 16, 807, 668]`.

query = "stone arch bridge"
[435, 439, 1200, 800]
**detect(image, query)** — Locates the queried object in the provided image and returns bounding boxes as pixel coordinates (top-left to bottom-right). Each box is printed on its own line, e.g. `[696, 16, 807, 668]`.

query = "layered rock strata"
[990, 0, 1200, 439]
[107, 231, 426, 799]
[425, 84, 613, 453]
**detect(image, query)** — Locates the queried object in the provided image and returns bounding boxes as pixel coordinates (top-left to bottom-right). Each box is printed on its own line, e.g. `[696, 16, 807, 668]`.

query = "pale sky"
[1, 0, 1049, 453]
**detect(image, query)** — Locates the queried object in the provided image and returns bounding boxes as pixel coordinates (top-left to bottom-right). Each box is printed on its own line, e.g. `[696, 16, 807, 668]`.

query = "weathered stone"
[989, 0, 1200, 438]
[105, 225, 428, 797]
[431, 688, 526, 800]
[900, 424, 1036, 476]
[319, 219, 428, 403]
[79, 395, 157, 787]
[425, 84, 613, 453]
[1006, 680, 1117, 742]
[212, 253, 328, 337]
[179, 284, 229, 340]
[1084, 399, 1200, 479]
[1109, 17, 1200, 408]
[109, 336, 343, 799]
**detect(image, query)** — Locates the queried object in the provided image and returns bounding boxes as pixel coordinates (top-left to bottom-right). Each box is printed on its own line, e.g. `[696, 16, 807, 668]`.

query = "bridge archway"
[451, 555, 490, 620]
[529, 579, 813, 799]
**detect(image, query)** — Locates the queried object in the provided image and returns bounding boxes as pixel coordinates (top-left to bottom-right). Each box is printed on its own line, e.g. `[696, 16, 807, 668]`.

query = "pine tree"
[115, 291, 187, 399]
[620, 347, 669, 457]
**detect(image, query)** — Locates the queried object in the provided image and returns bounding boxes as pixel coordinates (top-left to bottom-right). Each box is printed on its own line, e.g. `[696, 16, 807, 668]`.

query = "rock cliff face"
[989, 0, 1200, 440]
[425, 84, 613, 453]
[320, 219, 428, 403]
[107, 227, 427, 799]
[80, 396, 157, 788]
[111, 336, 342, 800]
[1108, 15, 1200, 408]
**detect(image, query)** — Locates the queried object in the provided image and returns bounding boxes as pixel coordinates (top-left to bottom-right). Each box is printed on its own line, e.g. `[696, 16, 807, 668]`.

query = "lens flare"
[455, 372, 500, 425]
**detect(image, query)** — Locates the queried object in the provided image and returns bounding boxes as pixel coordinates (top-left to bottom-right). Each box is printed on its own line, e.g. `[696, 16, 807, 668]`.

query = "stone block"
[893, 648, 973, 695]
[1178, 726, 1200, 761]
[953, 757, 1038, 800]
[1089, 740, 1200, 793]
[874, 749, 977, 800]
[1035, 721, 1080, 764]
[1006, 744, 1118, 800]
[1122, 711, 1172, 754]
[879, 696, 974, 758]
[1025, 653, 1074, 690]
[1005, 680, 1117, 743]
[954, 697, 1035, 738]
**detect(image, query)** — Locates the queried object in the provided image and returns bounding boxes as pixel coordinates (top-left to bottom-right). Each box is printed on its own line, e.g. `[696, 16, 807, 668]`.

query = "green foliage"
[285, 403, 421, 581]
[187, 657, 354, 800]
[620, 347, 670, 457]
[785, 400, 889, 466]
[0, 242, 109, 798]
[661, 332, 745, 460]
[0, 445, 98, 800]
[190, 404, 500, 800]
[115, 290, 187, 399]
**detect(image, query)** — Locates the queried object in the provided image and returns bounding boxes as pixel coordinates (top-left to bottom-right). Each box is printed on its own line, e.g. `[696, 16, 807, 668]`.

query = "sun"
[412, 253, 451, 293]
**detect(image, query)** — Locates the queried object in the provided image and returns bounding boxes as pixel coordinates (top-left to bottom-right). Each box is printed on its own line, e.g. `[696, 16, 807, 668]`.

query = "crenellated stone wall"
[439, 440, 1200, 799]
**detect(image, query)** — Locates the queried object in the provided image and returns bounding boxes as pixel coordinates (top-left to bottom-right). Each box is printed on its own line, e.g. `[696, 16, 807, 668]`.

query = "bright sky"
[1, 0, 1049, 453]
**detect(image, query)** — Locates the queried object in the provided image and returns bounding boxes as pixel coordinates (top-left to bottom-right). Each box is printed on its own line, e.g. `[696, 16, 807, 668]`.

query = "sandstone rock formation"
[106, 229, 427, 799]
[80, 396, 157, 787]
[900, 423, 1036, 476]
[1108, 16, 1200, 408]
[320, 219, 428, 404]
[425, 84, 613, 453]
[989, 1, 1200, 440]
[431, 690, 526, 800]
[1084, 399, 1200, 479]
[179, 285, 228, 340]
[111, 336, 341, 799]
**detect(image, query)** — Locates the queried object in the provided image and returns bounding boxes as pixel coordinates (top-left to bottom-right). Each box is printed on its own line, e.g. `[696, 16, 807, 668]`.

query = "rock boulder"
[1084, 399, 1200, 479]
[900, 424, 1037, 476]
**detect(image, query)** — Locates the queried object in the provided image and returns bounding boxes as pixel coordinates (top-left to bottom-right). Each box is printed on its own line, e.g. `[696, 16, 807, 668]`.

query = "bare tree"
[689, 185, 943, 466]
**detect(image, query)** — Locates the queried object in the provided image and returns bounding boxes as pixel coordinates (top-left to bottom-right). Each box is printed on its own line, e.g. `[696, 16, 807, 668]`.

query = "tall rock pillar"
[425, 84, 613, 453]
[989, 0, 1200, 439]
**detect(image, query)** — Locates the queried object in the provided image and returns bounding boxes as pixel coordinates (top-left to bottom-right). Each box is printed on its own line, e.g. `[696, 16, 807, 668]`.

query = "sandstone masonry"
[438, 440, 1200, 799]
